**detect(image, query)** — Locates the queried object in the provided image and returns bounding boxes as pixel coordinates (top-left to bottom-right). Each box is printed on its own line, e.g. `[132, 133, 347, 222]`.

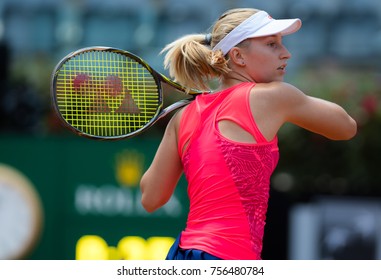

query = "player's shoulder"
[251, 81, 299, 99]
[252, 81, 294, 92]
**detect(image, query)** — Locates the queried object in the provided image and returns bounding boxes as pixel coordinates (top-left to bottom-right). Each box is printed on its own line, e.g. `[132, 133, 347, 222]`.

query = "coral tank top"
[177, 82, 279, 260]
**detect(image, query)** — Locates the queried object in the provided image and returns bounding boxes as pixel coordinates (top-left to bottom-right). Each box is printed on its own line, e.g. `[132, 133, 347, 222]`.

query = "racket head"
[51, 46, 164, 140]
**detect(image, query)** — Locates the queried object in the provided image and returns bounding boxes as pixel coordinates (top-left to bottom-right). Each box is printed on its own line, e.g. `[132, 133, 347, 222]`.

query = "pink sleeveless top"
[177, 82, 279, 260]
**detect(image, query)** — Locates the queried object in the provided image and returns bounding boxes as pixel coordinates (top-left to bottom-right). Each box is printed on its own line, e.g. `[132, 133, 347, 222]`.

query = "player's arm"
[269, 82, 357, 140]
[140, 113, 183, 213]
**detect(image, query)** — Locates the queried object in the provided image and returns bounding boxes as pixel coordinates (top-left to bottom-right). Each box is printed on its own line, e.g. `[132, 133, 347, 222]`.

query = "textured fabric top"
[178, 82, 279, 259]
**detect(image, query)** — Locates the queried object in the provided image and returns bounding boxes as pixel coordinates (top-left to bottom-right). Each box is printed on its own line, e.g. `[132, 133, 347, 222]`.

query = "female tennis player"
[140, 8, 357, 260]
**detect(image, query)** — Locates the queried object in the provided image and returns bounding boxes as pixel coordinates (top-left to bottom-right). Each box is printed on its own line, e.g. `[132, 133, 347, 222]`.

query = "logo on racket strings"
[73, 74, 140, 114]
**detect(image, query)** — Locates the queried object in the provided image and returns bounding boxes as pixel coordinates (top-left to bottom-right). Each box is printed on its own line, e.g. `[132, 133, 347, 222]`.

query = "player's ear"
[228, 47, 246, 67]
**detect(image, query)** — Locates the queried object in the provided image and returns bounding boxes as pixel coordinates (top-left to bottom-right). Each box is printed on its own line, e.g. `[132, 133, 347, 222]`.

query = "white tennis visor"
[213, 11, 302, 55]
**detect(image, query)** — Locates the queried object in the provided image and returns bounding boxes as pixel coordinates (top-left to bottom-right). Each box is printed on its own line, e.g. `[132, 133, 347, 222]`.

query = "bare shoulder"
[245, 82, 296, 139]
[250, 82, 300, 98]
[250, 82, 307, 113]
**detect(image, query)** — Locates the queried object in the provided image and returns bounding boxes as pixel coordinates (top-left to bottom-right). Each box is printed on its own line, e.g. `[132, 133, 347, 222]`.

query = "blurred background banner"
[0, 0, 381, 260]
[0, 136, 188, 259]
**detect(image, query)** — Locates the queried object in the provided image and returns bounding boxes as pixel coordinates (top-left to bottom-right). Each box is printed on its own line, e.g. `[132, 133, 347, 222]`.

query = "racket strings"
[55, 50, 160, 137]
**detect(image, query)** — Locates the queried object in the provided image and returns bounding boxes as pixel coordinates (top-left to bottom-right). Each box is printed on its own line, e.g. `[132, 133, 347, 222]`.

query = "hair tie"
[205, 33, 212, 45]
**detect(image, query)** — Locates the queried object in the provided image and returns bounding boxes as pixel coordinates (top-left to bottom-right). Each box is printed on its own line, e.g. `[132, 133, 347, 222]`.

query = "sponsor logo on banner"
[74, 149, 183, 217]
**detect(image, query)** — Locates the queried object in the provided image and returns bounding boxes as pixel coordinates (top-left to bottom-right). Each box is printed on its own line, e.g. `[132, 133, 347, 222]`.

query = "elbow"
[140, 180, 155, 213]
[141, 193, 158, 213]
[141, 196, 157, 213]
[331, 118, 357, 140]
[140, 178, 163, 213]
[141, 192, 170, 213]
[347, 119, 358, 139]
[342, 118, 357, 140]
[140, 167, 179, 213]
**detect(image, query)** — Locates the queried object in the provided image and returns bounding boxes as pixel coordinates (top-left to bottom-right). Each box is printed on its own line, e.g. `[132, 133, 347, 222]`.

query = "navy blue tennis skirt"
[165, 234, 221, 260]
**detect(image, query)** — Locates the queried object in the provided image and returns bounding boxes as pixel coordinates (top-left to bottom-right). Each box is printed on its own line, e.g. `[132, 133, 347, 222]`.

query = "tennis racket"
[51, 46, 203, 140]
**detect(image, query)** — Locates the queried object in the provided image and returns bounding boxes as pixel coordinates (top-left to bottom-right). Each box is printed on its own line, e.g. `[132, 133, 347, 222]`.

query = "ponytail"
[160, 8, 259, 92]
[161, 34, 229, 92]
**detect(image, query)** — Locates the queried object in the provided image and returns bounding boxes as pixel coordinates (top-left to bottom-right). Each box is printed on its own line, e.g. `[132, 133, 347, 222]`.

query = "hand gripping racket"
[51, 46, 202, 140]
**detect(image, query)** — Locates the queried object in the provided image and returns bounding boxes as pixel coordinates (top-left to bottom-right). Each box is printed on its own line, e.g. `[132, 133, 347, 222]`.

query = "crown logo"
[115, 150, 144, 187]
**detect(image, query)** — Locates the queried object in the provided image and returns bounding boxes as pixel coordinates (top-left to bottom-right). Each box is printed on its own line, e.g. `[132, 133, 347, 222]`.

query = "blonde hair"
[161, 8, 260, 92]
